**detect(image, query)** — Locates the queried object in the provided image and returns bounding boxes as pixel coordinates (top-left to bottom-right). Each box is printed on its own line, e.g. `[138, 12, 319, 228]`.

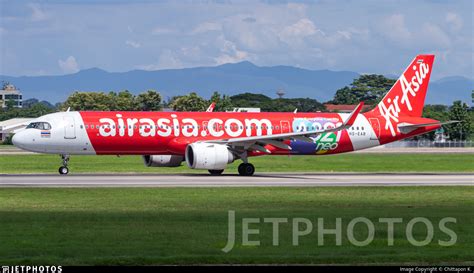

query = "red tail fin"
[371, 54, 435, 118]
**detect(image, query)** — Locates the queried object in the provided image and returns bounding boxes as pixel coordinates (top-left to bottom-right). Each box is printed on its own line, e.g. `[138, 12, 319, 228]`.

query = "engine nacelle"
[185, 143, 235, 170]
[142, 155, 184, 167]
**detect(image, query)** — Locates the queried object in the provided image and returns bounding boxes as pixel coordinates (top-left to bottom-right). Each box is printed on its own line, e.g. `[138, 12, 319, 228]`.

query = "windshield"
[26, 122, 52, 130]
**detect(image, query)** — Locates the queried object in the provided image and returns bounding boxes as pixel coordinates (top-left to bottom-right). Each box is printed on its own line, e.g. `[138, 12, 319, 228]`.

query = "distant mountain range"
[1, 61, 472, 105]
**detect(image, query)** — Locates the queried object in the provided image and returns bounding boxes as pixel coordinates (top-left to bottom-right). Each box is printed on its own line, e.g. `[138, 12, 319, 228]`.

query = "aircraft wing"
[205, 102, 364, 153]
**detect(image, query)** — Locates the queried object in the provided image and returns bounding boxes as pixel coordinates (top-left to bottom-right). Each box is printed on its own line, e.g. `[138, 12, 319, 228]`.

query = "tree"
[446, 100, 471, 140]
[422, 105, 448, 140]
[62, 92, 112, 111]
[230, 93, 273, 109]
[5, 99, 16, 109]
[136, 89, 162, 111]
[0, 98, 56, 121]
[331, 74, 396, 105]
[108, 90, 138, 111]
[170, 92, 208, 111]
[209, 91, 233, 111]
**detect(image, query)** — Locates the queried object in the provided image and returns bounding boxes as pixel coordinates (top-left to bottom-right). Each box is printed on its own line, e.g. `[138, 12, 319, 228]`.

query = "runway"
[0, 173, 472, 187]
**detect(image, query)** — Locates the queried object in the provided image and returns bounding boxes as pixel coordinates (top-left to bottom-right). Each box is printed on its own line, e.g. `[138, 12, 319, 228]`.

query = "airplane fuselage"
[11, 54, 442, 175]
[12, 110, 438, 156]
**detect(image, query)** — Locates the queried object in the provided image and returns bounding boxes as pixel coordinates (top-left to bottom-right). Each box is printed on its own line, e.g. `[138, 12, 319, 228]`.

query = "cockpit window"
[26, 122, 52, 130]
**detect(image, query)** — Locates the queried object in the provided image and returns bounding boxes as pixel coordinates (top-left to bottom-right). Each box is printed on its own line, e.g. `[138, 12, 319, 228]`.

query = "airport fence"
[384, 140, 474, 148]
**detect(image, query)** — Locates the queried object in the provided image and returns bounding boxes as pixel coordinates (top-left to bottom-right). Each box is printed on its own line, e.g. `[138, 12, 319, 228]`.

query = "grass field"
[0, 187, 472, 265]
[0, 153, 473, 174]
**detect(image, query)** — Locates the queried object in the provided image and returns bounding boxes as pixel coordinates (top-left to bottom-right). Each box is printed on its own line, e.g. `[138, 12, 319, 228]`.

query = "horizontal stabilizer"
[398, 120, 459, 134]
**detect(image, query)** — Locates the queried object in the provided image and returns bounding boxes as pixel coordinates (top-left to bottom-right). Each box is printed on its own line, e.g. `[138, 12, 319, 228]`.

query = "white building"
[0, 84, 23, 108]
[0, 118, 33, 142]
[228, 107, 261, 112]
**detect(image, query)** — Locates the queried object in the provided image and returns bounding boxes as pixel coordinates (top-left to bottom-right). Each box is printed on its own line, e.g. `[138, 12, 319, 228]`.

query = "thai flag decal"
[41, 130, 51, 138]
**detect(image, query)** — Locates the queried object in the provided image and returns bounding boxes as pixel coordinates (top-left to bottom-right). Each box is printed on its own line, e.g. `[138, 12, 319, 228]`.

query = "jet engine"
[142, 155, 184, 167]
[185, 143, 235, 170]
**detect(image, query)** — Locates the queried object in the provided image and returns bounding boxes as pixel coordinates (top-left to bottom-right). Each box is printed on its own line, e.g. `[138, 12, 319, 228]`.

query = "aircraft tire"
[58, 166, 69, 175]
[238, 163, 255, 176]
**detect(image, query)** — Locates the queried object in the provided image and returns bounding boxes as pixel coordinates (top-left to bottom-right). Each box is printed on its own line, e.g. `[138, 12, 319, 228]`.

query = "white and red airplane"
[12, 54, 453, 175]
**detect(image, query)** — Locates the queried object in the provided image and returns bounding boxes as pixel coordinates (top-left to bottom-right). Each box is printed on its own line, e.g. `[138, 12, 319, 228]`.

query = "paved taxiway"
[0, 174, 472, 187]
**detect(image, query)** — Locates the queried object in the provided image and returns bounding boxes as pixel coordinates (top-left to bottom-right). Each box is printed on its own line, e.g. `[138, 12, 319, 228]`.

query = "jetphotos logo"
[378, 59, 430, 136]
[221, 211, 457, 253]
[97, 114, 274, 138]
[1, 265, 62, 273]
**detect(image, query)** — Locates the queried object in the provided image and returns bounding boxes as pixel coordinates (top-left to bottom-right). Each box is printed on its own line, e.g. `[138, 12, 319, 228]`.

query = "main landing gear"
[58, 155, 70, 175]
[238, 163, 255, 176]
[207, 163, 255, 176]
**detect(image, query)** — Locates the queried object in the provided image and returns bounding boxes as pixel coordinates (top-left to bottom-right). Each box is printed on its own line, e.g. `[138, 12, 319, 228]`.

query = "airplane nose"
[12, 131, 27, 149]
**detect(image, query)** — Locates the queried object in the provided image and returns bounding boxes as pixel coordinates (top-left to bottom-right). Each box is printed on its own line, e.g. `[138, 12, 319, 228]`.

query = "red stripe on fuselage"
[79, 111, 346, 155]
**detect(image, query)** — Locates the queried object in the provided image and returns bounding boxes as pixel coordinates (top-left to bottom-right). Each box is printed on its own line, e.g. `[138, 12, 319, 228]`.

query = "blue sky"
[0, 0, 472, 79]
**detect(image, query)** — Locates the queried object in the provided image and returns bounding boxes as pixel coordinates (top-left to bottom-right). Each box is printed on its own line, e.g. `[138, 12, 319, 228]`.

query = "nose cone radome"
[12, 131, 28, 150]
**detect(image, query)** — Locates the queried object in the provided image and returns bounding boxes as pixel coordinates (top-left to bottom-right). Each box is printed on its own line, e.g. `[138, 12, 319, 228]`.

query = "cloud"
[125, 40, 141, 48]
[192, 22, 222, 34]
[136, 50, 183, 70]
[422, 23, 451, 49]
[214, 38, 249, 65]
[282, 18, 319, 37]
[151, 27, 175, 35]
[445, 12, 463, 32]
[28, 3, 47, 22]
[242, 17, 256, 23]
[58, 56, 80, 74]
[1, 0, 472, 78]
[381, 14, 411, 42]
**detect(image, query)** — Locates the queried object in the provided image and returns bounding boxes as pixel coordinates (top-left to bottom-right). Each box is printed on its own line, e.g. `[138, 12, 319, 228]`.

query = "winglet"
[206, 102, 216, 112]
[342, 102, 364, 127]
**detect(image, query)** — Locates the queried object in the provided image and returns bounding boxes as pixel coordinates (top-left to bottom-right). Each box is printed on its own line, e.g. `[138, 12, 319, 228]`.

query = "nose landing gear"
[58, 155, 70, 175]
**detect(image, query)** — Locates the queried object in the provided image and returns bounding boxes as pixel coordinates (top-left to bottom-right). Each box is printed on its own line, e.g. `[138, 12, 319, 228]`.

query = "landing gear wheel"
[238, 163, 255, 176]
[59, 154, 70, 175]
[58, 166, 69, 175]
[208, 169, 224, 175]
